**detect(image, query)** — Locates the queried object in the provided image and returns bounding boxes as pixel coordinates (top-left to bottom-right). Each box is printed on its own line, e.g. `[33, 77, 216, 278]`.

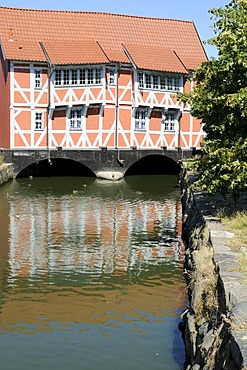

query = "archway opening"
[125, 154, 180, 177]
[16, 158, 96, 178]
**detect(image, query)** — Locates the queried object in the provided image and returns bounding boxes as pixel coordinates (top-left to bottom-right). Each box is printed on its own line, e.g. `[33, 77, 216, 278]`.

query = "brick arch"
[3, 148, 187, 178]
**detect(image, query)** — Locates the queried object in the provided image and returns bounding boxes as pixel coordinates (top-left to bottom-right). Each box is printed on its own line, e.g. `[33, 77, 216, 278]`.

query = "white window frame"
[34, 69, 42, 89]
[162, 110, 177, 132]
[71, 69, 78, 85]
[134, 108, 147, 131]
[95, 68, 102, 84]
[34, 111, 44, 130]
[63, 69, 70, 85]
[69, 108, 83, 130]
[80, 69, 86, 85]
[55, 69, 62, 85]
[145, 74, 151, 89]
[109, 68, 116, 85]
[87, 68, 94, 85]
[54, 67, 102, 86]
[138, 71, 182, 92]
[138, 72, 144, 88]
[152, 75, 159, 89]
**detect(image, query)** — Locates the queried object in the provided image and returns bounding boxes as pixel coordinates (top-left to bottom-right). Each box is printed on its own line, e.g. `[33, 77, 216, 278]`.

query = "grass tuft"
[192, 245, 218, 325]
[220, 211, 247, 277]
[220, 211, 247, 250]
[0, 153, 5, 166]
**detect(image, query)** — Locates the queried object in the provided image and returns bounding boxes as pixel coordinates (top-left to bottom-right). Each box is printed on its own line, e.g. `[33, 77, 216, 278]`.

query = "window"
[95, 68, 102, 84]
[135, 109, 147, 131]
[162, 111, 176, 131]
[87, 68, 94, 84]
[174, 77, 180, 91]
[79, 69, 83, 84]
[167, 77, 173, 91]
[80, 69, 86, 84]
[71, 69, 77, 85]
[54, 67, 102, 86]
[160, 75, 166, 90]
[109, 68, 116, 85]
[152, 75, 159, 89]
[138, 72, 181, 91]
[63, 70, 70, 85]
[138, 72, 144, 88]
[35, 112, 43, 130]
[70, 109, 83, 130]
[34, 69, 42, 89]
[145, 74, 151, 88]
[55, 70, 62, 85]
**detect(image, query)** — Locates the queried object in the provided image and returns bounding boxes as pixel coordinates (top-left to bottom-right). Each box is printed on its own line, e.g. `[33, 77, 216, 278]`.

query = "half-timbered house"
[0, 6, 207, 153]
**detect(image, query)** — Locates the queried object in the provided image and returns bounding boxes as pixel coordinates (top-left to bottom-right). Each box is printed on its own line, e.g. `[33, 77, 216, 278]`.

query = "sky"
[1, 0, 230, 58]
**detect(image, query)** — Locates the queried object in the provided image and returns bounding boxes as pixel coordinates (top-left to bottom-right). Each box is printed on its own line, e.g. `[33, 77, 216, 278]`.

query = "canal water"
[0, 175, 186, 370]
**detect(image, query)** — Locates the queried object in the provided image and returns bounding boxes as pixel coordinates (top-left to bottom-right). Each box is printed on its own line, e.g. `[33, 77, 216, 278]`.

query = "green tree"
[179, 0, 247, 197]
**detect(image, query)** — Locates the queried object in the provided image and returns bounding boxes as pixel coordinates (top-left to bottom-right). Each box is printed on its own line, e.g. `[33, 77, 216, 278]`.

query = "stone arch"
[16, 157, 96, 178]
[124, 154, 180, 176]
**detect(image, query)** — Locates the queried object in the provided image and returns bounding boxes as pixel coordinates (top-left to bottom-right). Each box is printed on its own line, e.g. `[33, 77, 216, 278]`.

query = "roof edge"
[122, 44, 137, 69]
[39, 42, 53, 67]
[0, 6, 194, 24]
[191, 21, 208, 61]
[0, 39, 6, 61]
[172, 50, 189, 74]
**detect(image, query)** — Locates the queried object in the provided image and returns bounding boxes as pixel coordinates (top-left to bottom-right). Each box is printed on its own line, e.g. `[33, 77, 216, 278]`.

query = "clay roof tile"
[42, 40, 109, 65]
[0, 7, 207, 70]
[123, 43, 188, 74]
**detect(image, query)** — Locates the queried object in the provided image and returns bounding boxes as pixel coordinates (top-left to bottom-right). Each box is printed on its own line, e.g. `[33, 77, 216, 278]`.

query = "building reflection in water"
[0, 176, 186, 329]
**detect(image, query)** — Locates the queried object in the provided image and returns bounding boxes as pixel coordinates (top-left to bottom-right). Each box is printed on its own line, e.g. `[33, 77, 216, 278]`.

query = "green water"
[0, 175, 186, 370]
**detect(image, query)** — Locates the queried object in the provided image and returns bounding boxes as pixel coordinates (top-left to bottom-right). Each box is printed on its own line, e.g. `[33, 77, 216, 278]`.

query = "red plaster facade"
[0, 7, 207, 151]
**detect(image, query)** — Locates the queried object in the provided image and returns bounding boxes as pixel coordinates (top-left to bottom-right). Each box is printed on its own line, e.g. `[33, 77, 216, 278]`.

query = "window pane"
[135, 109, 147, 130]
[70, 109, 82, 130]
[167, 77, 173, 90]
[55, 70, 62, 85]
[174, 77, 180, 91]
[64, 70, 70, 85]
[138, 72, 144, 88]
[88, 69, 94, 84]
[145, 74, 151, 88]
[35, 70, 41, 88]
[109, 69, 115, 85]
[160, 76, 166, 89]
[81, 69, 86, 85]
[163, 112, 176, 131]
[35, 112, 43, 130]
[79, 69, 83, 84]
[153, 75, 159, 89]
[95, 68, 101, 84]
[71, 69, 78, 85]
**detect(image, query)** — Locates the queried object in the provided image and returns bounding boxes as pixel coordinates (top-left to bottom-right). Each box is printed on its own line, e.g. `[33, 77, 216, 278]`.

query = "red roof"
[42, 40, 109, 65]
[123, 44, 187, 74]
[1, 39, 45, 62]
[0, 6, 207, 71]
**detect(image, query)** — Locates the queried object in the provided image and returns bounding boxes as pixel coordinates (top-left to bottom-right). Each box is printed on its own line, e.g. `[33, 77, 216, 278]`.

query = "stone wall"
[180, 168, 246, 370]
[0, 163, 13, 186]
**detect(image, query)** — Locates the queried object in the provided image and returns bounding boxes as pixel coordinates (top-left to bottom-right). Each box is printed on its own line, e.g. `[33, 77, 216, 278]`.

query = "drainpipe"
[115, 63, 125, 167]
[40, 42, 55, 165]
[178, 111, 181, 148]
[177, 110, 182, 160]
[114, 63, 120, 150]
